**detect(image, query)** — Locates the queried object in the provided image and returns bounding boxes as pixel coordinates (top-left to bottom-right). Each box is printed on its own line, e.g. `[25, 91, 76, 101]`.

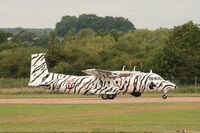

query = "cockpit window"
[149, 76, 163, 81]
[154, 77, 158, 80]
[149, 77, 153, 80]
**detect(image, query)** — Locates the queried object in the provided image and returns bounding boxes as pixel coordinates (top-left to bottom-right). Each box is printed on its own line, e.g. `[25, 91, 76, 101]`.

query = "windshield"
[149, 76, 163, 81]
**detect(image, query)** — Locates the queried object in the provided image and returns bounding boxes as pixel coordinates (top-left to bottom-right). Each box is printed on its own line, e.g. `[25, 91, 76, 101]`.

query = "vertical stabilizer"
[28, 53, 49, 86]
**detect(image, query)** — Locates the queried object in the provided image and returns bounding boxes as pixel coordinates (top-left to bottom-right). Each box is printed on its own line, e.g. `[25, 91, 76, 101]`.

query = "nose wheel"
[162, 94, 167, 99]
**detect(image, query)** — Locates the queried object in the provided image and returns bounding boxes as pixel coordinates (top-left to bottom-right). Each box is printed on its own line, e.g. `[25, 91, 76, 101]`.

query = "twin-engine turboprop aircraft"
[28, 53, 176, 99]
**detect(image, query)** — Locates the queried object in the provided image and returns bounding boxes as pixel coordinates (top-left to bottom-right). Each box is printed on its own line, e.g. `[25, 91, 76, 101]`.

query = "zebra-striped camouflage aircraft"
[28, 53, 176, 99]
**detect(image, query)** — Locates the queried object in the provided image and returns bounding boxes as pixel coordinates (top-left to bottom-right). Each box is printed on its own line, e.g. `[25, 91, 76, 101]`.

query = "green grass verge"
[0, 86, 200, 99]
[0, 103, 200, 132]
[0, 78, 29, 88]
[0, 92, 200, 99]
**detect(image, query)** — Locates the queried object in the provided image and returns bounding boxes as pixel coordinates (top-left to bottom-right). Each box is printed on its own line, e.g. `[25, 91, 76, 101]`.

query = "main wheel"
[101, 94, 108, 100]
[108, 95, 115, 100]
[162, 94, 167, 99]
[130, 92, 142, 97]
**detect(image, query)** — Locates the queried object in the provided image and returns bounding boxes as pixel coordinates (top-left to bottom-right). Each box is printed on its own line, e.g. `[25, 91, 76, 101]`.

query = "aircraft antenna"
[122, 65, 125, 71]
[133, 66, 137, 71]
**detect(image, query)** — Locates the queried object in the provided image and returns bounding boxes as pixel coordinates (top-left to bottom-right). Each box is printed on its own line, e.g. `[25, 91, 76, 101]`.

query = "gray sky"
[0, 0, 199, 29]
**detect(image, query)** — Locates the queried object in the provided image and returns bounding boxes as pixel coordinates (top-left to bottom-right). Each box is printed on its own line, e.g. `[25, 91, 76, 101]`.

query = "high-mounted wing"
[82, 69, 119, 78]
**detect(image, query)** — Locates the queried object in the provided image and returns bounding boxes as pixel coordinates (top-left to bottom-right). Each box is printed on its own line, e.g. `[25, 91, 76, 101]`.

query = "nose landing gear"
[162, 94, 167, 99]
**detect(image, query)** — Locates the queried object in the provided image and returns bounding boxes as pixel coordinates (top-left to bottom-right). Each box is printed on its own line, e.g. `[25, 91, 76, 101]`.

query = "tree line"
[0, 14, 199, 79]
[55, 14, 135, 37]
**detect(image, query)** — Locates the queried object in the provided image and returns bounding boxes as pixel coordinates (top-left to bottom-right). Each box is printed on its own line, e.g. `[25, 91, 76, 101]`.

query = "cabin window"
[113, 73, 117, 76]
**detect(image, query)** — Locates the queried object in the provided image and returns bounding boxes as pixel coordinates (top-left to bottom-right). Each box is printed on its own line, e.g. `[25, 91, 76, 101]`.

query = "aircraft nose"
[171, 83, 177, 90]
[166, 81, 176, 90]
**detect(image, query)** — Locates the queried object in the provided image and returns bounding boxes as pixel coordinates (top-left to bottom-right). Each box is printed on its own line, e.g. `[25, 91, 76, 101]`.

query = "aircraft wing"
[82, 69, 119, 78]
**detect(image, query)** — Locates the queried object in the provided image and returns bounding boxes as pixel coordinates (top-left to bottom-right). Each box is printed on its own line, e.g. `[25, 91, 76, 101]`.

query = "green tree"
[96, 29, 120, 41]
[150, 21, 200, 77]
[52, 62, 74, 74]
[47, 31, 65, 68]
[55, 14, 135, 37]
[17, 31, 36, 42]
[56, 16, 77, 37]
[0, 42, 19, 52]
[0, 47, 45, 78]
[76, 28, 95, 39]
[0, 31, 13, 44]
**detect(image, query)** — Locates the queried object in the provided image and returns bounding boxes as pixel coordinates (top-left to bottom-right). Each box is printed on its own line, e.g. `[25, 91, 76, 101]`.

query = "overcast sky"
[0, 0, 199, 29]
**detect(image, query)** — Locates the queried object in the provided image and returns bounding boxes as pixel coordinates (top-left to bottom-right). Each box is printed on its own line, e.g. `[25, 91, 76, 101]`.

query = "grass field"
[0, 92, 200, 99]
[0, 102, 200, 132]
[0, 86, 200, 99]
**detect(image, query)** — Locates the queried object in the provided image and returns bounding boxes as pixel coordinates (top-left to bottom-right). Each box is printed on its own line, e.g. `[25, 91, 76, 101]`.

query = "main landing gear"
[101, 94, 116, 100]
[130, 92, 142, 97]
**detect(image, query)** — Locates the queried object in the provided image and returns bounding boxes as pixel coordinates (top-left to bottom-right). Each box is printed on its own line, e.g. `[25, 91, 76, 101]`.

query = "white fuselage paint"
[29, 53, 176, 96]
[40, 72, 176, 95]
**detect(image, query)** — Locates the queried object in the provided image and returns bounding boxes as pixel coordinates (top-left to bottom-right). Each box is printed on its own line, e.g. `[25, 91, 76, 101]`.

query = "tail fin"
[28, 53, 49, 86]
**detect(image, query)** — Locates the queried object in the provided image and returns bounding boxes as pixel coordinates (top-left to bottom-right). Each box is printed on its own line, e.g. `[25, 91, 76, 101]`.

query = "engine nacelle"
[130, 92, 142, 97]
